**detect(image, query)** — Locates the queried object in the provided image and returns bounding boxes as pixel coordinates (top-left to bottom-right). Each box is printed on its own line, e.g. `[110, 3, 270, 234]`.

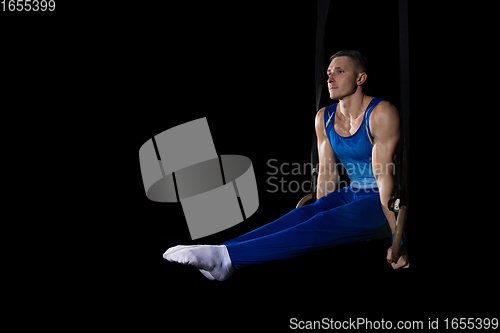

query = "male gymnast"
[164, 50, 409, 281]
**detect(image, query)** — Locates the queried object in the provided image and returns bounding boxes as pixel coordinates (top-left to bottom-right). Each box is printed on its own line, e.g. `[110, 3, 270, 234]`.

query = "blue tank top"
[323, 97, 384, 189]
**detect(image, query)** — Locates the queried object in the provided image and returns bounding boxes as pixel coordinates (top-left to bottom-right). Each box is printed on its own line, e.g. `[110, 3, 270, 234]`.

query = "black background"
[2, 1, 496, 330]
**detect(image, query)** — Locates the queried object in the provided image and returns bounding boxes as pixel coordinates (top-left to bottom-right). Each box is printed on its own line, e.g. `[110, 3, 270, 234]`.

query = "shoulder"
[371, 100, 399, 128]
[370, 100, 399, 138]
[315, 107, 327, 126]
[315, 107, 327, 135]
[316, 104, 336, 123]
[316, 107, 326, 118]
[316, 106, 325, 119]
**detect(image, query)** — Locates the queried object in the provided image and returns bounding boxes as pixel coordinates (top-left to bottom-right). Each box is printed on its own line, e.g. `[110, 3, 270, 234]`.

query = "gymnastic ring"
[388, 196, 397, 212]
[391, 205, 407, 262]
[296, 193, 314, 208]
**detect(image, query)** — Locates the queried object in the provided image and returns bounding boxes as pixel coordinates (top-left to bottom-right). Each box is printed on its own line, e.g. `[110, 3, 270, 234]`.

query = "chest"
[333, 112, 365, 137]
[327, 105, 374, 162]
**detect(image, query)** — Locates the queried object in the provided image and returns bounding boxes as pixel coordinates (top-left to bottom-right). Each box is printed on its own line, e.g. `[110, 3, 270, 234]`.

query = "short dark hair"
[329, 50, 368, 74]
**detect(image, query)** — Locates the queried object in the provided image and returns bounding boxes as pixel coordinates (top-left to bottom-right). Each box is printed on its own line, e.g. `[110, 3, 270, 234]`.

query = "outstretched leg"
[164, 188, 390, 280]
[223, 188, 351, 246]
[224, 190, 390, 268]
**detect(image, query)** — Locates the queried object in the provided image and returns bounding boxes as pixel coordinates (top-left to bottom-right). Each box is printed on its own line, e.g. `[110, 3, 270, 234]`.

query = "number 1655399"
[444, 318, 498, 330]
[2, 0, 56, 11]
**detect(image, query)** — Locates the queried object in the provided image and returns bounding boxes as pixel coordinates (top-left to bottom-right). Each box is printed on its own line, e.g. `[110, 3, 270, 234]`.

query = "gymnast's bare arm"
[370, 101, 409, 269]
[315, 107, 339, 200]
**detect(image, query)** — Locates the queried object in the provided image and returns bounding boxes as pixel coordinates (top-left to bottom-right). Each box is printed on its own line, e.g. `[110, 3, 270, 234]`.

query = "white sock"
[198, 269, 215, 281]
[163, 245, 234, 281]
[163, 245, 215, 279]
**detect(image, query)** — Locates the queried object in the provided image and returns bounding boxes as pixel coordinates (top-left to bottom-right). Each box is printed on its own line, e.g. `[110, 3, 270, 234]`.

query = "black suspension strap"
[390, 0, 410, 262]
[310, 0, 330, 200]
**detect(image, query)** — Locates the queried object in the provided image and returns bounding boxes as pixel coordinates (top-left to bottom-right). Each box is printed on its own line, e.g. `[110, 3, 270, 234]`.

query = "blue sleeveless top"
[323, 97, 384, 189]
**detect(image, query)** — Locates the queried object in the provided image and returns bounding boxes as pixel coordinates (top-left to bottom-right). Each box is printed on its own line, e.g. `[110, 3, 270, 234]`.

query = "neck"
[338, 90, 368, 119]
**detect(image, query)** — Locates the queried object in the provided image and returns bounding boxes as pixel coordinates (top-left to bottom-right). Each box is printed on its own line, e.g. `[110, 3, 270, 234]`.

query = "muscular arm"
[315, 108, 339, 200]
[370, 102, 400, 234]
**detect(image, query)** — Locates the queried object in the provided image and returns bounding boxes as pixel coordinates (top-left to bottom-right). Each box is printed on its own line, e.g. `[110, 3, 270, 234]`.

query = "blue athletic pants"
[221, 187, 391, 269]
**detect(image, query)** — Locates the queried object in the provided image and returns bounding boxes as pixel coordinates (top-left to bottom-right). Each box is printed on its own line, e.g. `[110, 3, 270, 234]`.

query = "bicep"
[315, 108, 337, 176]
[371, 103, 400, 176]
[315, 109, 338, 198]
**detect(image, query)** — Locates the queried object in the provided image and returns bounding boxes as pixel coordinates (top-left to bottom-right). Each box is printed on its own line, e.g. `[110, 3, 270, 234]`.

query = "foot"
[163, 245, 234, 281]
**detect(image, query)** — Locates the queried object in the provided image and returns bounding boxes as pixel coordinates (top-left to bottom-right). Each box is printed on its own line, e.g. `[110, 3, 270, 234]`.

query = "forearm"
[377, 174, 396, 234]
[316, 172, 338, 200]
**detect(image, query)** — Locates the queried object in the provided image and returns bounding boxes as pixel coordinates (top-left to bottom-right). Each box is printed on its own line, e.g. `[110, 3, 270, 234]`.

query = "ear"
[357, 72, 367, 86]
